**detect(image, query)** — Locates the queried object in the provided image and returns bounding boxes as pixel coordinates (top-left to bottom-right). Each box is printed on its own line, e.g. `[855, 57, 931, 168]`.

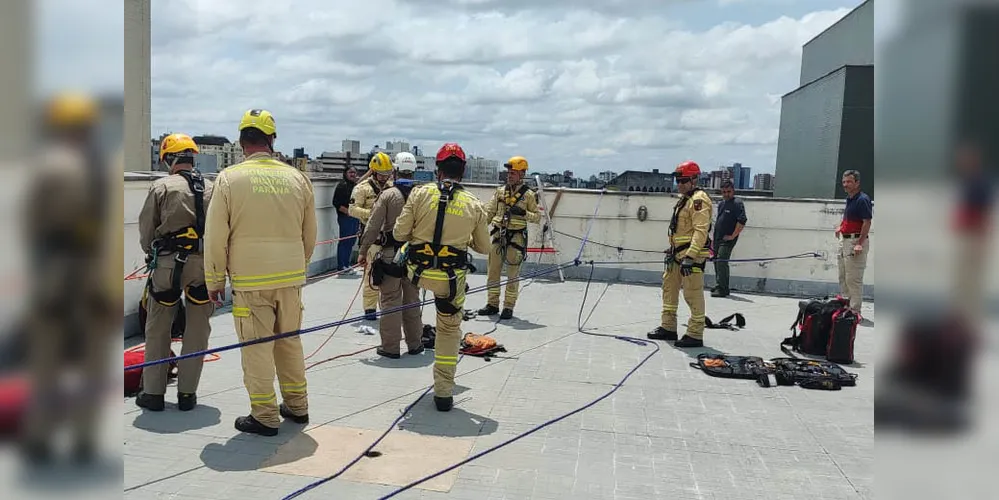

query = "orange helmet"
[674, 160, 700, 179]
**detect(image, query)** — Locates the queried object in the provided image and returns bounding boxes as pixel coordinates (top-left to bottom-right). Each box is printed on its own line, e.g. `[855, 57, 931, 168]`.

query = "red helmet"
[436, 142, 466, 163]
[675, 160, 700, 178]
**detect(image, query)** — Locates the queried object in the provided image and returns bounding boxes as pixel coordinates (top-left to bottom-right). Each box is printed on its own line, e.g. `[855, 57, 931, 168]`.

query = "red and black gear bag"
[781, 296, 849, 357]
[827, 308, 859, 365]
[124, 348, 178, 397]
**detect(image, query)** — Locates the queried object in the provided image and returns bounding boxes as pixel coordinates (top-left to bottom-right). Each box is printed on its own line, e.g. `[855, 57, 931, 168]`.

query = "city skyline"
[146, 1, 863, 178]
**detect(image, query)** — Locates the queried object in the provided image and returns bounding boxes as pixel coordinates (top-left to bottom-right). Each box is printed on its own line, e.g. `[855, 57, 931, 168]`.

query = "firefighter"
[350, 152, 394, 320]
[358, 152, 423, 358]
[135, 133, 215, 412]
[203, 109, 318, 436]
[20, 92, 112, 463]
[477, 156, 540, 319]
[648, 160, 713, 348]
[393, 143, 491, 411]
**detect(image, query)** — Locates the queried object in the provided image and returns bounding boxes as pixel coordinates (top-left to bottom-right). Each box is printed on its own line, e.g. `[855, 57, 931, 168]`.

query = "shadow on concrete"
[132, 404, 223, 434]
[860, 318, 874, 327]
[359, 351, 434, 368]
[17, 454, 125, 495]
[397, 402, 499, 438]
[502, 317, 546, 331]
[200, 426, 318, 472]
[672, 344, 725, 358]
[719, 294, 755, 303]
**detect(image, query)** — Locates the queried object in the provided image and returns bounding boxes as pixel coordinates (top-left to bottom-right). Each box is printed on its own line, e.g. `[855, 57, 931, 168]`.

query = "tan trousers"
[485, 229, 527, 309]
[362, 244, 381, 310]
[142, 255, 214, 395]
[378, 256, 424, 354]
[837, 237, 868, 312]
[408, 268, 466, 397]
[232, 286, 308, 428]
[661, 258, 706, 339]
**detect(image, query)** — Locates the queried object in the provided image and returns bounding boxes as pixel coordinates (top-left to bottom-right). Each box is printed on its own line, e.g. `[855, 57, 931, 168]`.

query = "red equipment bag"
[0, 375, 29, 436]
[124, 348, 178, 397]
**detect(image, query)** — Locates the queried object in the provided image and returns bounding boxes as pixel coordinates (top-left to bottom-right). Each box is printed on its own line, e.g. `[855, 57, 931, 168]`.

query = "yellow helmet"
[159, 133, 199, 161]
[504, 156, 529, 172]
[45, 92, 99, 128]
[238, 108, 277, 137]
[368, 151, 394, 173]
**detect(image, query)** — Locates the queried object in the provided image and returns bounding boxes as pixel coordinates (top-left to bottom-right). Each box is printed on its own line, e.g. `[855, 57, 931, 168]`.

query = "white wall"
[123, 177, 874, 321]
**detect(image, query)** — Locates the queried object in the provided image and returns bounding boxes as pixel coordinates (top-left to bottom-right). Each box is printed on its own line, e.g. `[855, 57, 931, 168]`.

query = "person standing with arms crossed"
[393, 143, 491, 412]
[204, 109, 317, 436]
[332, 167, 359, 272]
[836, 170, 872, 315]
[711, 180, 747, 298]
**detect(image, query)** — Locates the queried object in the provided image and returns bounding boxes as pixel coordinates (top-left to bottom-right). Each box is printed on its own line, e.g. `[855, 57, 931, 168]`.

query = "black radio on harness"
[370, 182, 416, 286]
[406, 181, 476, 314]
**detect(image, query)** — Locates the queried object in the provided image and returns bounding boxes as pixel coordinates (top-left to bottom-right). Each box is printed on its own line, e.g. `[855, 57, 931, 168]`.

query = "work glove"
[680, 257, 695, 277]
[509, 206, 526, 216]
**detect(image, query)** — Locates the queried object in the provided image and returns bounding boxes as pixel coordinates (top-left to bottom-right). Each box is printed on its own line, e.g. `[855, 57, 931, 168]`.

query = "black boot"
[177, 392, 197, 411]
[478, 305, 499, 316]
[500, 308, 514, 320]
[674, 335, 704, 348]
[377, 348, 401, 359]
[407, 345, 425, 355]
[280, 403, 309, 424]
[647, 327, 678, 341]
[364, 309, 377, 321]
[135, 393, 165, 411]
[434, 396, 453, 412]
[234, 415, 278, 436]
[711, 289, 729, 298]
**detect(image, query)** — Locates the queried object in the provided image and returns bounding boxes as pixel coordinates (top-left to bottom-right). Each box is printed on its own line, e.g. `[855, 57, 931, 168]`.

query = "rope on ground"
[303, 271, 364, 361]
[124, 260, 582, 372]
[586, 251, 824, 266]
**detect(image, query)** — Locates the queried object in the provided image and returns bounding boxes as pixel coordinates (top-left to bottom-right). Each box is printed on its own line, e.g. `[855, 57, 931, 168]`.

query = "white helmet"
[394, 152, 417, 172]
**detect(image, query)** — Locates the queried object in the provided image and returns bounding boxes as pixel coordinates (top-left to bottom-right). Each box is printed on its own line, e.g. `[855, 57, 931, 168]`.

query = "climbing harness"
[490, 183, 532, 266]
[406, 181, 476, 315]
[370, 183, 415, 286]
[666, 186, 714, 272]
[704, 313, 746, 330]
[144, 170, 210, 308]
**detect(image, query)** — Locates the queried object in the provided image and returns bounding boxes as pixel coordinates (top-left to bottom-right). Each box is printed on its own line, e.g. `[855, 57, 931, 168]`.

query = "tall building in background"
[385, 141, 411, 154]
[598, 170, 617, 183]
[775, 0, 873, 199]
[753, 173, 776, 191]
[192, 135, 244, 170]
[293, 147, 306, 158]
[465, 156, 501, 184]
[341, 139, 360, 155]
[728, 163, 752, 189]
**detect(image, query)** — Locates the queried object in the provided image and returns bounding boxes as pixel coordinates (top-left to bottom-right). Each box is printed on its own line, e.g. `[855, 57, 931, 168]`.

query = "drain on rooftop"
[364, 450, 382, 458]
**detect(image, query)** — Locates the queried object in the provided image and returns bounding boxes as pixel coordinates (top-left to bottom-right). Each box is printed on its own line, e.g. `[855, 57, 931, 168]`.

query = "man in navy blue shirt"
[712, 181, 747, 297]
[836, 170, 873, 313]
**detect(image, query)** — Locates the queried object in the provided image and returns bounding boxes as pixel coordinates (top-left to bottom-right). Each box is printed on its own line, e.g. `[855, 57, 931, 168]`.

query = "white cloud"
[148, 0, 853, 175]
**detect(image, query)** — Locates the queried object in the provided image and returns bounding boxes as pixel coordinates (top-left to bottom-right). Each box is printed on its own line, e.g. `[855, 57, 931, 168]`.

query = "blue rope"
[586, 252, 822, 266]
[370, 262, 659, 499]
[126, 260, 579, 371]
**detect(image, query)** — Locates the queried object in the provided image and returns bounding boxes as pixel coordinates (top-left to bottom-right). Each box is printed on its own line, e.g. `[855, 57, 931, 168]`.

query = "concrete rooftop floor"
[123, 268, 875, 500]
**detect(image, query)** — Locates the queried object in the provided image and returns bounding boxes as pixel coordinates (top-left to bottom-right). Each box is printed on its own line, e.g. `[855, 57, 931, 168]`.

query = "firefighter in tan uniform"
[477, 156, 541, 319]
[358, 153, 423, 358]
[350, 152, 394, 320]
[135, 133, 214, 412]
[20, 93, 113, 463]
[393, 143, 491, 412]
[648, 161, 713, 348]
[203, 109, 318, 436]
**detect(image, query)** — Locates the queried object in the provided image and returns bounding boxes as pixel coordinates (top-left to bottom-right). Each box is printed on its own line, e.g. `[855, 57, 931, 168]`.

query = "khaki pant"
[362, 245, 381, 311]
[485, 229, 527, 309]
[837, 237, 868, 312]
[142, 256, 214, 395]
[407, 268, 466, 397]
[377, 256, 423, 354]
[661, 258, 706, 339]
[232, 286, 308, 428]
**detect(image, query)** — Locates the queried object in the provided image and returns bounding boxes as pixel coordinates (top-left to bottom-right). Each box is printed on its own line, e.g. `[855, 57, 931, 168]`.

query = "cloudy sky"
[145, 0, 862, 177]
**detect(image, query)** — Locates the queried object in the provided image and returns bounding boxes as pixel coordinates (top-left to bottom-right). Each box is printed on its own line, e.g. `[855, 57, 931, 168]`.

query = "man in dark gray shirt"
[712, 181, 747, 297]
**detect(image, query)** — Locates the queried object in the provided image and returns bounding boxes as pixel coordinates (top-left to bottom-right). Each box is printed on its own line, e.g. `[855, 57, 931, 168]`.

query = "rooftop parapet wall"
[123, 175, 874, 325]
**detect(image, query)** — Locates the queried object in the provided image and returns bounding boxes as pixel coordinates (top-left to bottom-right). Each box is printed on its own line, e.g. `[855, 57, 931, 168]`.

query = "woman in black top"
[332, 167, 360, 270]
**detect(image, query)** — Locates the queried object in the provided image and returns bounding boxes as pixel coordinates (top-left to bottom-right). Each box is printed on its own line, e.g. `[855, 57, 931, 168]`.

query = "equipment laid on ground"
[690, 353, 858, 391]
[459, 333, 506, 359]
[703, 313, 746, 330]
[124, 348, 178, 397]
[781, 296, 859, 364]
[768, 358, 858, 391]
